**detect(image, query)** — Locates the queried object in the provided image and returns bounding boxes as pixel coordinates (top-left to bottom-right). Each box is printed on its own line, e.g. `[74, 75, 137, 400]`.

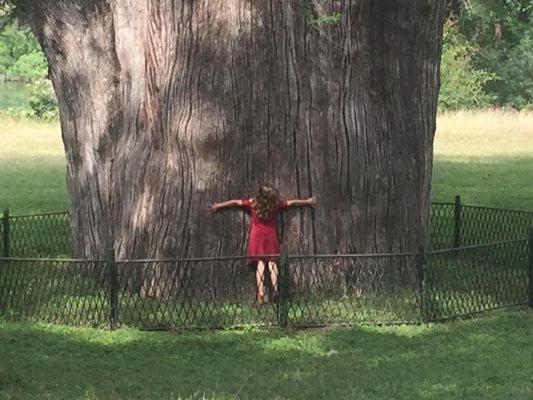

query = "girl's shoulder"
[242, 198, 254, 207]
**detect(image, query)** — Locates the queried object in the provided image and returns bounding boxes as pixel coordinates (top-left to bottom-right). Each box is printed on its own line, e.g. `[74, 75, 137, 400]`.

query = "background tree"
[449, 0, 533, 108]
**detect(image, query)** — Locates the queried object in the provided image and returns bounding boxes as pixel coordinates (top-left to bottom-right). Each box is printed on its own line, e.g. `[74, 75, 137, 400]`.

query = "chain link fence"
[1, 239, 530, 329]
[2, 197, 533, 257]
[1, 209, 70, 258]
[0, 196, 532, 329]
[424, 238, 529, 321]
[0, 252, 426, 329]
[429, 196, 533, 250]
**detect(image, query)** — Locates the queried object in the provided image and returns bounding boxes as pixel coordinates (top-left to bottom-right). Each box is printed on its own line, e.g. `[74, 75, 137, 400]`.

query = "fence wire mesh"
[0, 258, 107, 326]
[0, 200, 532, 329]
[0, 254, 423, 329]
[284, 254, 421, 326]
[2, 202, 532, 257]
[1, 239, 529, 329]
[1, 211, 70, 258]
[460, 205, 533, 246]
[425, 239, 528, 321]
[429, 202, 533, 250]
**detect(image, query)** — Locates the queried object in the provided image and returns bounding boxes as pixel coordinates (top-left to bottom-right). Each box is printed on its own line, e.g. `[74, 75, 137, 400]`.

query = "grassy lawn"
[433, 110, 533, 209]
[0, 114, 67, 214]
[1, 309, 532, 400]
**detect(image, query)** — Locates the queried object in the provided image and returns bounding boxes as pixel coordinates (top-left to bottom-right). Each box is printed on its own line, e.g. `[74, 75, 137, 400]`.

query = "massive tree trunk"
[21, 0, 445, 295]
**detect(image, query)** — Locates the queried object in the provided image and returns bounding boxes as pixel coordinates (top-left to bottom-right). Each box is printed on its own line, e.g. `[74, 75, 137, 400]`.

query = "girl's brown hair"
[252, 185, 280, 220]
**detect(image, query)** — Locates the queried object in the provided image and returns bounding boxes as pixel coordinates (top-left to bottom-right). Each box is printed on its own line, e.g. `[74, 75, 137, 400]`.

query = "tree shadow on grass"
[1, 309, 532, 400]
[432, 156, 533, 210]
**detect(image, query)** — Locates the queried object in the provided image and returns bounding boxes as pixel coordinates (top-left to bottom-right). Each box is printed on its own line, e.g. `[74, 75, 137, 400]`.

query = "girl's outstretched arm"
[286, 197, 317, 207]
[209, 199, 244, 213]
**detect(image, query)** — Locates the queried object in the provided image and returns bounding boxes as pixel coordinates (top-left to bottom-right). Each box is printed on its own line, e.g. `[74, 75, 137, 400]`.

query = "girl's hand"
[308, 197, 317, 207]
[209, 203, 221, 213]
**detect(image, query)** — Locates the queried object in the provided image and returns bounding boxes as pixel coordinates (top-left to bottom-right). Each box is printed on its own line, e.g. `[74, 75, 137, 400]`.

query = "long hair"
[252, 185, 280, 220]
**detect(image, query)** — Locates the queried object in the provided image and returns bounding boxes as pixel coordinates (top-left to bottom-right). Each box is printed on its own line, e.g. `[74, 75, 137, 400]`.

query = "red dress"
[242, 198, 288, 263]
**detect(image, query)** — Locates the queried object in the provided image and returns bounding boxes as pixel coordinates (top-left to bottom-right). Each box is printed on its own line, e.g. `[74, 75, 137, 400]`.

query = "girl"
[209, 186, 316, 304]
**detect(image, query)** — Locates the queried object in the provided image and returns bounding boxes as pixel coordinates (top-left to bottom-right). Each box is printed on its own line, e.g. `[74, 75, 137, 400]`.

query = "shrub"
[9, 50, 47, 82]
[27, 78, 58, 120]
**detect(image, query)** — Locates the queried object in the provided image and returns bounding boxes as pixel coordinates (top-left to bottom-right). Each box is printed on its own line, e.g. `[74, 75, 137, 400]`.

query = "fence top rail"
[428, 237, 527, 255]
[4, 202, 533, 220]
[7, 210, 70, 219]
[0, 257, 106, 263]
[0, 251, 419, 264]
[288, 252, 419, 259]
[430, 202, 455, 206]
[460, 204, 533, 215]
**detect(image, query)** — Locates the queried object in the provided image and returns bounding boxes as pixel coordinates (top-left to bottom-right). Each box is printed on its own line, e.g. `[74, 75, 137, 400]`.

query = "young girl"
[209, 186, 316, 304]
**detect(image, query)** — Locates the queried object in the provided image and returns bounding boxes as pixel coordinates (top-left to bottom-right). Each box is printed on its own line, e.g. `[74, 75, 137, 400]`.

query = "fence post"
[107, 248, 118, 330]
[419, 246, 429, 323]
[528, 226, 533, 308]
[453, 195, 461, 248]
[2, 208, 9, 258]
[277, 252, 289, 328]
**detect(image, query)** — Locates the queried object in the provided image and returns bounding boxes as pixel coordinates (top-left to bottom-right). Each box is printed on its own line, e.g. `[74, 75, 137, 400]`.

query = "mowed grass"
[433, 110, 533, 209]
[1, 110, 532, 214]
[0, 114, 67, 214]
[1, 309, 532, 400]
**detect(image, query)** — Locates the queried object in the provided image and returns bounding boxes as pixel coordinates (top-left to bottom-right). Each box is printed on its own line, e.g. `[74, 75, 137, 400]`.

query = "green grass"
[433, 110, 533, 210]
[1, 309, 532, 399]
[432, 156, 533, 210]
[0, 114, 67, 214]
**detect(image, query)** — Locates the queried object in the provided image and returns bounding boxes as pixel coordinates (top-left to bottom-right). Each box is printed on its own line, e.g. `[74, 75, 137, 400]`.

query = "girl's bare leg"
[268, 261, 279, 296]
[256, 261, 266, 304]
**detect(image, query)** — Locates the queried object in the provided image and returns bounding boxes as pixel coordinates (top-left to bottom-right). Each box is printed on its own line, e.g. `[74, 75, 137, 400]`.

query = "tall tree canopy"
[17, 1, 445, 269]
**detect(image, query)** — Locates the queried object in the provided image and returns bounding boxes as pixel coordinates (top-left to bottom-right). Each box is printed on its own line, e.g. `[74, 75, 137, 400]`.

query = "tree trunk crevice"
[21, 0, 445, 294]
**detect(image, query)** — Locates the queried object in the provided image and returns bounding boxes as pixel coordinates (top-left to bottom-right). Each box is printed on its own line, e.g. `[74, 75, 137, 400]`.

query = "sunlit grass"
[435, 109, 533, 157]
[0, 113, 67, 214]
[432, 110, 533, 209]
[1, 309, 532, 399]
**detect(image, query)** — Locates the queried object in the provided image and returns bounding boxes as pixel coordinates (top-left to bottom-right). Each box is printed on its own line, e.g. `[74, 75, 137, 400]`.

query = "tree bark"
[20, 0, 445, 295]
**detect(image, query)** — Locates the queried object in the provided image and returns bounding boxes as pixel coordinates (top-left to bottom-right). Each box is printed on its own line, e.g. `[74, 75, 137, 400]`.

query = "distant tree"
[439, 20, 496, 110]
[450, 0, 533, 108]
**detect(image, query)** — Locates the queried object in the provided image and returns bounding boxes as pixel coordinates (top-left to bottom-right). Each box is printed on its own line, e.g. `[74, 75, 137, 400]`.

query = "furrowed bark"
[21, 0, 445, 296]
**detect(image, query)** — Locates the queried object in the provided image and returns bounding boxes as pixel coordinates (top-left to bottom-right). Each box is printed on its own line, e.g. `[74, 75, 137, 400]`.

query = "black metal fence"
[1, 209, 70, 258]
[1, 236, 531, 329]
[424, 238, 530, 321]
[429, 196, 533, 250]
[0, 253, 420, 329]
[0, 196, 532, 329]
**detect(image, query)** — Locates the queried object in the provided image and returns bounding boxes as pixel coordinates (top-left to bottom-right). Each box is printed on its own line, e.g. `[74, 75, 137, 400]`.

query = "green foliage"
[300, 0, 341, 27]
[9, 50, 47, 81]
[439, 22, 496, 110]
[448, 0, 533, 109]
[27, 78, 58, 120]
[0, 21, 41, 80]
[2, 79, 58, 120]
[0, 20, 57, 119]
